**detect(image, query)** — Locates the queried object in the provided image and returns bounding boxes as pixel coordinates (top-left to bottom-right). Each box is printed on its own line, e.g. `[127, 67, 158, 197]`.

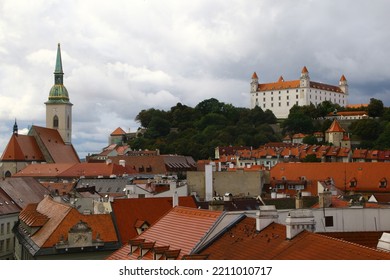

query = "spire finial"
[13, 119, 18, 135]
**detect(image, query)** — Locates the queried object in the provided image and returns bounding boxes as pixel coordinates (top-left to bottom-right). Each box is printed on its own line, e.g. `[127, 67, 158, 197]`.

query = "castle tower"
[45, 43, 73, 144]
[250, 72, 259, 93]
[300, 66, 310, 88]
[339, 74, 349, 95]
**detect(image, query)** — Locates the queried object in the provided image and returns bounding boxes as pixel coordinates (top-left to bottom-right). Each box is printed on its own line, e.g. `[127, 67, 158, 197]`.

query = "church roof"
[1, 134, 45, 162]
[29, 126, 80, 163]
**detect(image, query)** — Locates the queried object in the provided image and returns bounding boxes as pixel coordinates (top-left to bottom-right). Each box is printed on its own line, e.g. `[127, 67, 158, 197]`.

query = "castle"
[250, 66, 349, 118]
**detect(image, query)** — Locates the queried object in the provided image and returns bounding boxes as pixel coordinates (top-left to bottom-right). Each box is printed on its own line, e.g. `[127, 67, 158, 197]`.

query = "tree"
[367, 98, 384, 118]
[195, 98, 224, 115]
[282, 112, 314, 134]
[349, 119, 381, 141]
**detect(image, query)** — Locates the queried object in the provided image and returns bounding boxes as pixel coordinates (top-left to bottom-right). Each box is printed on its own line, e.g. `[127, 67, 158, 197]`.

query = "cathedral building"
[250, 66, 349, 119]
[0, 44, 79, 177]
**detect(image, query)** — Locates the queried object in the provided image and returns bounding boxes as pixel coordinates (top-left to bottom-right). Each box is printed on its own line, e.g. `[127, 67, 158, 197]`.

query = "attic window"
[379, 178, 387, 188]
[349, 178, 357, 188]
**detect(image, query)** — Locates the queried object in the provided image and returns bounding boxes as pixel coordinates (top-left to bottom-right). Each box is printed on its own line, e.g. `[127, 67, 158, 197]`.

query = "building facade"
[250, 66, 349, 118]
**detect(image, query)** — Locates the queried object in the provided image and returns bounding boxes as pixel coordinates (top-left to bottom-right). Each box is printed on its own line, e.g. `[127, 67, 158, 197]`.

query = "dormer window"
[379, 178, 387, 188]
[349, 178, 357, 188]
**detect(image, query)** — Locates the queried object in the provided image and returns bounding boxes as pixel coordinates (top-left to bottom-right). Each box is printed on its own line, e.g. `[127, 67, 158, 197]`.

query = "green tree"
[375, 122, 390, 149]
[349, 119, 381, 141]
[367, 98, 384, 118]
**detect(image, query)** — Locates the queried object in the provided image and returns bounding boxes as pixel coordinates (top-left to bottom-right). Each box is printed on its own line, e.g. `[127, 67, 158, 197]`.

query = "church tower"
[45, 43, 73, 144]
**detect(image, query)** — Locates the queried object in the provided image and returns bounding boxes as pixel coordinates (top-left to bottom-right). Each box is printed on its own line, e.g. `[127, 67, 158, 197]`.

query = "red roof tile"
[326, 119, 345, 133]
[111, 127, 126, 136]
[106, 206, 222, 260]
[1, 134, 45, 161]
[20, 196, 118, 248]
[30, 126, 80, 163]
[271, 162, 390, 193]
[200, 218, 390, 260]
[111, 196, 197, 244]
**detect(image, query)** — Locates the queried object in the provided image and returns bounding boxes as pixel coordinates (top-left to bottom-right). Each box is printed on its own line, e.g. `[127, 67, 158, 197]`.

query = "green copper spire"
[54, 43, 64, 84]
[47, 43, 70, 104]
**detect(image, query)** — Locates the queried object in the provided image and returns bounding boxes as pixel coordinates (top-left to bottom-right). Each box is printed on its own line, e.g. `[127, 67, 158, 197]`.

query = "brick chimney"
[285, 209, 315, 240]
[256, 205, 279, 232]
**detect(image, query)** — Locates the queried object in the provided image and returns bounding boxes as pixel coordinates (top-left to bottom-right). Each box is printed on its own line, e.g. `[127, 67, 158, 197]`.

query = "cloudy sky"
[1, 0, 390, 159]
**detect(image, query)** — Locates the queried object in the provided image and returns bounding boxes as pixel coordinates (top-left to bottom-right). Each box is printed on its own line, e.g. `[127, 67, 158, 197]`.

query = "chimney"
[256, 205, 278, 232]
[106, 158, 112, 165]
[319, 189, 332, 208]
[295, 190, 303, 209]
[119, 159, 126, 167]
[172, 191, 179, 207]
[205, 164, 213, 201]
[285, 209, 315, 240]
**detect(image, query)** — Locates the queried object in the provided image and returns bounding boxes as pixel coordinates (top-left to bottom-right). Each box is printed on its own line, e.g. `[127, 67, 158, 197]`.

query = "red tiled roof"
[1, 134, 45, 161]
[111, 127, 126, 136]
[58, 162, 133, 178]
[30, 126, 80, 163]
[13, 163, 74, 178]
[340, 74, 347, 81]
[258, 79, 301, 91]
[20, 196, 118, 248]
[326, 119, 345, 133]
[301, 66, 309, 73]
[107, 206, 222, 260]
[251, 72, 258, 79]
[111, 196, 197, 244]
[271, 162, 390, 193]
[200, 218, 390, 260]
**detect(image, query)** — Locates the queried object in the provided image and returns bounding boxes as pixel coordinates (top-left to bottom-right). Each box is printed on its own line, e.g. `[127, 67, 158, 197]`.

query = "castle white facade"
[250, 66, 349, 119]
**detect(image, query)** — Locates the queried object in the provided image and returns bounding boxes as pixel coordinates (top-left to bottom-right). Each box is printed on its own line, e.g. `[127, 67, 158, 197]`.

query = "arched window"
[53, 115, 59, 128]
[4, 171, 11, 177]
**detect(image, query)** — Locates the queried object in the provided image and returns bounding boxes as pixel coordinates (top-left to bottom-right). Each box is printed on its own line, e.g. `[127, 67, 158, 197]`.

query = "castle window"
[279, 102, 281, 107]
[296, 89, 298, 92]
[287, 90, 289, 93]
[263, 97, 266, 102]
[287, 102, 289, 106]
[271, 97, 273, 101]
[287, 96, 289, 100]
[53, 115, 59, 128]
[296, 95, 298, 99]
[278, 96, 281, 101]
[271, 103, 273, 107]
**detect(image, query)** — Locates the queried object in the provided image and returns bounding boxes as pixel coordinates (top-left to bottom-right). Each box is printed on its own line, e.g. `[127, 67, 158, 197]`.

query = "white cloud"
[1, 0, 390, 158]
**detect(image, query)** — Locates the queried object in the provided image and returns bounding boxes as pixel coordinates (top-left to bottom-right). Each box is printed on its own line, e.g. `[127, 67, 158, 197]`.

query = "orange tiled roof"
[106, 206, 223, 260]
[258, 79, 301, 91]
[251, 72, 258, 79]
[326, 119, 345, 133]
[301, 66, 309, 73]
[1, 134, 45, 161]
[199, 218, 390, 260]
[111, 127, 126, 136]
[340, 74, 347, 81]
[271, 162, 390, 193]
[13, 163, 75, 177]
[30, 126, 80, 163]
[19, 196, 118, 248]
[111, 196, 197, 244]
